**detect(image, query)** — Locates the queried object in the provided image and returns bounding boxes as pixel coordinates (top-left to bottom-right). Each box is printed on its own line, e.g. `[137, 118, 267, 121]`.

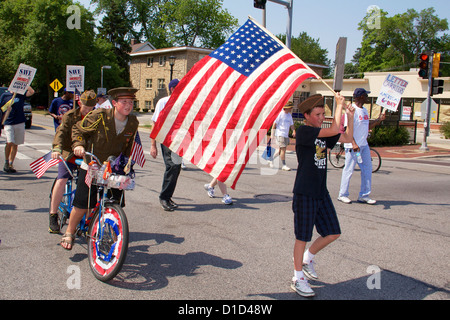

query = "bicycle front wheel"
[87, 203, 129, 282]
[370, 148, 382, 173]
[328, 145, 346, 168]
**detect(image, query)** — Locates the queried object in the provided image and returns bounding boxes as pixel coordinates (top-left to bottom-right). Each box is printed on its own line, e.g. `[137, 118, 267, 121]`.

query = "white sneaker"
[358, 197, 376, 205]
[222, 194, 233, 205]
[337, 196, 352, 204]
[282, 165, 291, 171]
[291, 277, 315, 297]
[203, 184, 215, 198]
[302, 260, 318, 280]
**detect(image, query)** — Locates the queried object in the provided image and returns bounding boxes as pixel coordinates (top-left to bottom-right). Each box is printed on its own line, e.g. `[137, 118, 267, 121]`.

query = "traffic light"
[418, 53, 429, 79]
[254, 0, 267, 9]
[432, 53, 442, 78]
[431, 78, 444, 96]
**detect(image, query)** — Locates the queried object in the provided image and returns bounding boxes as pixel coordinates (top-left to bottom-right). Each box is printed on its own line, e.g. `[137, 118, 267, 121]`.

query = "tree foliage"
[356, 7, 449, 76]
[0, 0, 126, 106]
[278, 32, 331, 78]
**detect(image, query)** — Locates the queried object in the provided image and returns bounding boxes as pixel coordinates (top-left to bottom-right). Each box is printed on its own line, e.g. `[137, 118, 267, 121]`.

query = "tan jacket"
[52, 107, 83, 160]
[72, 108, 139, 163]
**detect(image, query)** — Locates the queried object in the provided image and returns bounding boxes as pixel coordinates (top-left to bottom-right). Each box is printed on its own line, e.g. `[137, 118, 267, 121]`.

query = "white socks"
[303, 249, 315, 265]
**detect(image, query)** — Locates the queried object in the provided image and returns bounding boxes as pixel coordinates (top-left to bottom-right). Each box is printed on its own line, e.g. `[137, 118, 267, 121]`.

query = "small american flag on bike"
[150, 18, 317, 188]
[30, 151, 61, 178]
[130, 131, 146, 167]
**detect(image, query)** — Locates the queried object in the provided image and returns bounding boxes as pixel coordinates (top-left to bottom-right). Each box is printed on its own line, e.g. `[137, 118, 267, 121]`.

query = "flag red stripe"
[150, 56, 213, 140]
[202, 53, 297, 174]
[162, 58, 224, 149]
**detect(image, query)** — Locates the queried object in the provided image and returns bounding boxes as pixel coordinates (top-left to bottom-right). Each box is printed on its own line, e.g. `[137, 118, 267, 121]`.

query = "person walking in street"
[337, 88, 385, 205]
[291, 93, 354, 297]
[49, 88, 73, 131]
[204, 177, 233, 205]
[268, 101, 296, 171]
[0, 86, 35, 173]
[150, 79, 182, 212]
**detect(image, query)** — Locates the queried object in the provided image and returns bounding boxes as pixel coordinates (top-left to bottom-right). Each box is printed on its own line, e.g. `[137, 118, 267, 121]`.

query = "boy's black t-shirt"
[293, 125, 340, 199]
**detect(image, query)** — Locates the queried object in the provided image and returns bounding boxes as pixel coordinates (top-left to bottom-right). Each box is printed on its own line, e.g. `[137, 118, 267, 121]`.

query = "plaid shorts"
[292, 193, 341, 242]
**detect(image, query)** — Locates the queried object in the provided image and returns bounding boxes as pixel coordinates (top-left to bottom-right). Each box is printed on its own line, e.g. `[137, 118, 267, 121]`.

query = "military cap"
[108, 87, 138, 100]
[298, 94, 324, 114]
[283, 101, 294, 109]
[80, 90, 97, 107]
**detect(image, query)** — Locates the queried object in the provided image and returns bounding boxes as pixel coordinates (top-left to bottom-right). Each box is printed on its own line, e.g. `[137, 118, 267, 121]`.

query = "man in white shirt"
[150, 79, 182, 211]
[269, 101, 296, 171]
[338, 88, 385, 205]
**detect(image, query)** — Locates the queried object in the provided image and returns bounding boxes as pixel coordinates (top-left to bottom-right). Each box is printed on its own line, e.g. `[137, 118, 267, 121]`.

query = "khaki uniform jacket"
[72, 108, 139, 163]
[52, 107, 83, 160]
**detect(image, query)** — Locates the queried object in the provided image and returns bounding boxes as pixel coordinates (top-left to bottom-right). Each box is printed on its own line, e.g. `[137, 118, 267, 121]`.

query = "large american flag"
[151, 18, 317, 188]
[130, 131, 146, 167]
[30, 151, 61, 178]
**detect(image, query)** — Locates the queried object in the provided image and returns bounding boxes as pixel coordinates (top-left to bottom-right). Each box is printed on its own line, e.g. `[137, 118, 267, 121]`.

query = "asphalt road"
[0, 113, 449, 306]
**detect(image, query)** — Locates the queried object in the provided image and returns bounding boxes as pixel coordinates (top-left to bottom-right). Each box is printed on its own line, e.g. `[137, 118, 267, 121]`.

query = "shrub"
[368, 125, 410, 146]
[440, 122, 450, 139]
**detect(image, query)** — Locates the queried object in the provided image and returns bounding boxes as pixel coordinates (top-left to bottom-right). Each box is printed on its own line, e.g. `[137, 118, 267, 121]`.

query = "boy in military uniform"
[61, 87, 139, 250]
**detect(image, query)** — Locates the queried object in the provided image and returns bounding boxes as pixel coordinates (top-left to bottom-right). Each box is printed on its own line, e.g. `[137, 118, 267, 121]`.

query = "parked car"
[0, 86, 7, 96]
[24, 102, 32, 128]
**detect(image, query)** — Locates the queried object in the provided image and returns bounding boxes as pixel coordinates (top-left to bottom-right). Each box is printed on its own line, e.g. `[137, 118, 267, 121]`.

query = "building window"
[158, 79, 165, 90]
[145, 101, 152, 110]
[159, 56, 166, 66]
[146, 79, 152, 89]
[147, 57, 153, 67]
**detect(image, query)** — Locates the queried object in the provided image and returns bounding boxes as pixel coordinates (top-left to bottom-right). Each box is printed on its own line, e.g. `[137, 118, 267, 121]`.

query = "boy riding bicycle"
[60, 87, 139, 250]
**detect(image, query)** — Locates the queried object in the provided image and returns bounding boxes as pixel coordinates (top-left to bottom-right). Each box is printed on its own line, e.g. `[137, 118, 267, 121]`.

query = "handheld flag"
[150, 17, 317, 188]
[30, 152, 61, 178]
[130, 131, 146, 167]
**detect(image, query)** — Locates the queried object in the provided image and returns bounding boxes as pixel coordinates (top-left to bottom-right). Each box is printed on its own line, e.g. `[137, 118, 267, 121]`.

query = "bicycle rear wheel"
[370, 148, 382, 173]
[328, 145, 346, 168]
[87, 203, 129, 282]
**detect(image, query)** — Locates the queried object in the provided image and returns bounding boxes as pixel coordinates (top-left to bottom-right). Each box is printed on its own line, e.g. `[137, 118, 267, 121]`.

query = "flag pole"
[248, 16, 337, 96]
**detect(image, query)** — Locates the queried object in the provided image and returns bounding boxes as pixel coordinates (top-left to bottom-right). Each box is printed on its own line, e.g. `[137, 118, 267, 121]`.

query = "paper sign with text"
[376, 74, 408, 112]
[8, 63, 37, 95]
[66, 65, 85, 92]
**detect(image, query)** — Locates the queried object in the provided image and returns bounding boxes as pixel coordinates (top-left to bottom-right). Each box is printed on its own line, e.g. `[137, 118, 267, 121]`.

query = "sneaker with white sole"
[291, 277, 315, 297]
[337, 196, 352, 204]
[222, 194, 233, 205]
[203, 184, 215, 198]
[357, 197, 376, 205]
[282, 165, 291, 171]
[302, 260, 318, 280]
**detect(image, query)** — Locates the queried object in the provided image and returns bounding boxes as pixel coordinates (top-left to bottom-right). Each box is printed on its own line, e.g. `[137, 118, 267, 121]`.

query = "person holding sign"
[0, 86, 35, 173]
[337, 88, 385, 205]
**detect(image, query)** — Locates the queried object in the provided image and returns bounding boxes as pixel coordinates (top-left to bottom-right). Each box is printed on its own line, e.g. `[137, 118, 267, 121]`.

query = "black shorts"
[72, 169, 125, 209]
[292, 193, 341, 242]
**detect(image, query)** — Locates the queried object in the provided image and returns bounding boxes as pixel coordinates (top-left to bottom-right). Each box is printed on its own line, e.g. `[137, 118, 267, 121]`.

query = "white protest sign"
[8, 63, 37, 95]
[376, 74, 408, 112]
[66, 65, 85, 92]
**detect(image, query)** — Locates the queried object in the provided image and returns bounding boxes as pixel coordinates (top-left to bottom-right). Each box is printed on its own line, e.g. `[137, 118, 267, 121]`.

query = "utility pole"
[420, 52, 433, 151]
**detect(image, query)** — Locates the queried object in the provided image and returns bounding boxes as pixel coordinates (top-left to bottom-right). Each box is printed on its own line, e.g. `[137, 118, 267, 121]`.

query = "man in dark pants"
[150, 79, 182, 211]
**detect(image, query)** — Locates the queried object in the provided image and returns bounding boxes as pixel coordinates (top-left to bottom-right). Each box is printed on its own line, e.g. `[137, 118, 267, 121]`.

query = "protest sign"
[66, 65, 85, 92]
[8, 63, 37, 95]
[376, 74, 408, 112]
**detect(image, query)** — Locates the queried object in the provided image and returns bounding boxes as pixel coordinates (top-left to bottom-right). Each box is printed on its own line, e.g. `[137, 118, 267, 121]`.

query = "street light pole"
[101, 65, 111, 91]
[169, 56, 176, 81]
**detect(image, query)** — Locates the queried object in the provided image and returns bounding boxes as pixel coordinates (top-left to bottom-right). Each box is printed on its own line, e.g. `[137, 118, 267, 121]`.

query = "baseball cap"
[353, 88, 370, 98]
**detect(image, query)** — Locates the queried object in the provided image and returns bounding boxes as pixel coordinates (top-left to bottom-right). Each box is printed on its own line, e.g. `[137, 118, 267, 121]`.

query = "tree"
[0, 0, 124, 105]
[278, 32, 331, 78]
[357, 7, 449, 76]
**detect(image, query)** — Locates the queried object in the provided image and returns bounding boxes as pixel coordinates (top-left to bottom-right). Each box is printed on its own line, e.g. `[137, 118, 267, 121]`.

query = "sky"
[79, 0, 450, 64]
